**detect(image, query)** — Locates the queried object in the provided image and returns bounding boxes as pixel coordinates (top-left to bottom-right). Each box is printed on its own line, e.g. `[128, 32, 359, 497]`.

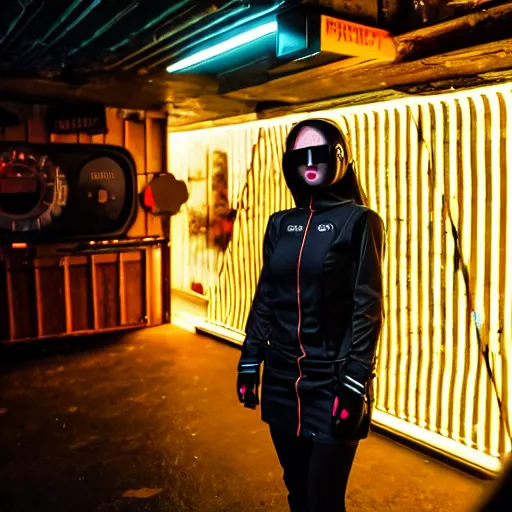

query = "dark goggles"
[286, 145, 332, 168]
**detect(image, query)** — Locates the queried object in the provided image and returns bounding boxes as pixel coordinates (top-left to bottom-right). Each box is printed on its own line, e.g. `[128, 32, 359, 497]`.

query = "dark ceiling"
[0, 0, 293, 78]
[0, 0, 303, 121]
[0, 0, 510, 127]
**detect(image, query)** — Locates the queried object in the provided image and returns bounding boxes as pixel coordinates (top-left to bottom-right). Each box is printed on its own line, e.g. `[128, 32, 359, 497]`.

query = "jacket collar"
[294, 192, 354, 211]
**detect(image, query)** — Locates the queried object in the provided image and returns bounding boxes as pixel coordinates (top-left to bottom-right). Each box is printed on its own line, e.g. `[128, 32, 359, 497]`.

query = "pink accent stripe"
[295, 198, 314, 437]
[333, 396, 339, 416]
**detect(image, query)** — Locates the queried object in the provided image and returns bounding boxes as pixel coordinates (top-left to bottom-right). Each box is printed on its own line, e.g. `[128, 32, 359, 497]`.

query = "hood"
[282, 118, 366, 210]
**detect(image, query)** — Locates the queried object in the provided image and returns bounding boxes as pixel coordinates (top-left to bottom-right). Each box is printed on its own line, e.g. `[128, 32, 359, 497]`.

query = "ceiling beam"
[0, 73, 256, 127]
[226, 3, 512, 105]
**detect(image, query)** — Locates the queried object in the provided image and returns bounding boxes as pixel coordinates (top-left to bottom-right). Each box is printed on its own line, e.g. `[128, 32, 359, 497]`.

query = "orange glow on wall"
[169, 82, 512, 474]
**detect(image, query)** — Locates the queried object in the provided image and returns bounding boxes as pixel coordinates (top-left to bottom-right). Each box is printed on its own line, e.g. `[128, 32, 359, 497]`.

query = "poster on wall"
[170, 125, 294, 321]
[186, 158, 208, 295]
[170, 123, 295, 328]
[209, 151, 237, 253]
[184, 148, 237, 296]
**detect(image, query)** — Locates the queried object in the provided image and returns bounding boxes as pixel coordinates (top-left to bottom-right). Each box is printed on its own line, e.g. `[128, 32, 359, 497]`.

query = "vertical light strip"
[283, 123, 295, 210]
[430, 101, 444, 432]
[357, 114, 368, 197]
[495, 91, 508, 456]
[268, 125, 279, 213]
[458, 97, 478, 449]
[486, 93, 502, 457]
[472, 94, 489, 453]
[407, 105, 420, 425]
[245, 136, 258, 330]
[397, 106, 409, 420]
[450, 99, 465, 443]
[367, 110, 378, 209]
[417, 103, 432, 430]
[231, 205, 242, 328]
[440, 100, 456, 438]
[386, 109, 399, 416]
[378, 110, 388, 220]
[376, 109, 389, 411]
[502, 90, 512, 454]
[344, 114, 358, 172]
[480, 95, 494, 457]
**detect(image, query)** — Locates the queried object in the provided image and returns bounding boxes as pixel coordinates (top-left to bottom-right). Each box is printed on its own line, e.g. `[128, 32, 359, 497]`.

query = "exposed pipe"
[25, 0, 104, 66]
[0, 0, 45, 59]
[146, 0, 286, 71]
[122, 2, 252, 71]
[16, 0, 85, 60]
[0, 0, 32, 46]
[104, 0, 244, 71]
[103, 4, 223, 70]
[66, 0, 142, 58]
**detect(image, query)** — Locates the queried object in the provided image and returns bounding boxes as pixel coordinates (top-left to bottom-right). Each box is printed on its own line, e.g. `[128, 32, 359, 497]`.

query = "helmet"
[283, 118, 352, 190]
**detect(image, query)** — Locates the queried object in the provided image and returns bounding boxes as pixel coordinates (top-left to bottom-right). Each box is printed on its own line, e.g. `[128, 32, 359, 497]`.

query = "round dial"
[0, 150, 68, 231]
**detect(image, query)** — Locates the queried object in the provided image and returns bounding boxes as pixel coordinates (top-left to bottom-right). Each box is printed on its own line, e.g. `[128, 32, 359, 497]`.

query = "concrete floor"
[0, 325, 490, 512]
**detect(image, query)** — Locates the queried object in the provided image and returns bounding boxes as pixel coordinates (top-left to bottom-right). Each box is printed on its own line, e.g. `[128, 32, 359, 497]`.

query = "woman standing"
[237, 118, 385, 512]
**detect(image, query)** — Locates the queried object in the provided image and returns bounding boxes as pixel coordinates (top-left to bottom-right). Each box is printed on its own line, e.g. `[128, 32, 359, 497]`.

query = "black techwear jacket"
[240, 170, 385, 442]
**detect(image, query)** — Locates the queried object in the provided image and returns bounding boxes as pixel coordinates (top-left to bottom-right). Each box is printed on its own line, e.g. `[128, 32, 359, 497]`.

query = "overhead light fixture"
[166, 21, 278, 73]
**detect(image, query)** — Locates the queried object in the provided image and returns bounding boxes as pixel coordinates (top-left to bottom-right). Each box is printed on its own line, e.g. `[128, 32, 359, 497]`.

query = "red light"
[143, 186, 156, 211]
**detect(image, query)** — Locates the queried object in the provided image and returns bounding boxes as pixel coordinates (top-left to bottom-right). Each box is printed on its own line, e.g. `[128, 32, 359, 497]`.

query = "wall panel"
[93, 255, 120, 329]
[68, 257, 93, 332]
[169, 82, 512, 471]
[5, 259, 38, 340]
[123, 258, 145, 325]
[0, 247, 162, 342]
[34, 258, 66, 336]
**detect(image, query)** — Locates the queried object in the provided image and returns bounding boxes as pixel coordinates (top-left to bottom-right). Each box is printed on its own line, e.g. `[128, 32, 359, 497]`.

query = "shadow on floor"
[0, 325, 489, 512]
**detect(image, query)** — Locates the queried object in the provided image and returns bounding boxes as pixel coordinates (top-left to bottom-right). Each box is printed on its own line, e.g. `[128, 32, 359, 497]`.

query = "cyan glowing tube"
[166, 21, 278, 73]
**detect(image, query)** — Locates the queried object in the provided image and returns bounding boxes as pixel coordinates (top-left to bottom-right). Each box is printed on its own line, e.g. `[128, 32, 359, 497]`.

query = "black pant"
[270, 426, 359, 512]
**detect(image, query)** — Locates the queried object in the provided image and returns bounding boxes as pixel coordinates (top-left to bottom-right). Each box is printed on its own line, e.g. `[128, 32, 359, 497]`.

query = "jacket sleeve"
[344, 209, 385, 385]
[240, 215, 277, 363]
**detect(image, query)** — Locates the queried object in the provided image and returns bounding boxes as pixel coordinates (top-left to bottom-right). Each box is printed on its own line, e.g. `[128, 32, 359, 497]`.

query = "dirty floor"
[0, 326, 490, 511]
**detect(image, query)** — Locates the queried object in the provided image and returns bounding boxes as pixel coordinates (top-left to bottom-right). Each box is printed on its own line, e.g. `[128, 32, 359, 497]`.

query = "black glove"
[332, 372, 367, 437]
[237, 360, 260, 409]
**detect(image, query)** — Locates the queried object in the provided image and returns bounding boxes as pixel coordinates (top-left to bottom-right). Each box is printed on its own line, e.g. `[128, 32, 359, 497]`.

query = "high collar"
[294, 191, 354, 211]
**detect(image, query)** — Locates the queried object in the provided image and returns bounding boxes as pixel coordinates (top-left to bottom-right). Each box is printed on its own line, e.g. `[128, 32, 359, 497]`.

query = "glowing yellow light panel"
[169, 82, 512, 474]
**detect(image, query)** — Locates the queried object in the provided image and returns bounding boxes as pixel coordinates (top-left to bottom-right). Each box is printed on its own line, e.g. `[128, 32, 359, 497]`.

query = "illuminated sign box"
[320, 15, 396, 60]
[277, 7, 395, 63]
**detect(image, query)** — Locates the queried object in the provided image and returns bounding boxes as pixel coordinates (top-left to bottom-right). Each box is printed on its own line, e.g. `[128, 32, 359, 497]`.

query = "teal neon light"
[166, 21, 278, 73]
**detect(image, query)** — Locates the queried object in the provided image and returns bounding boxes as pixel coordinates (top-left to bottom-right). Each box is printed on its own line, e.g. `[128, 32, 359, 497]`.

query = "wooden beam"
[224, 3, 512, 105]
[0, 74, 255, 127]
[394, 3, 512, 61]
[226, 36, 512, 105]
[2, 4, 512, 128]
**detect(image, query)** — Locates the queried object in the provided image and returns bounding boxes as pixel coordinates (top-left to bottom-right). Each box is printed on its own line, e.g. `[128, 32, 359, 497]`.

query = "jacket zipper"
[295, 198, 314, 437]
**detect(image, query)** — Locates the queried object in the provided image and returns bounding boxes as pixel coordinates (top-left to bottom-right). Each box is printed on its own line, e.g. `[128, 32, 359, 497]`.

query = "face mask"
[286, 145, 331, 187]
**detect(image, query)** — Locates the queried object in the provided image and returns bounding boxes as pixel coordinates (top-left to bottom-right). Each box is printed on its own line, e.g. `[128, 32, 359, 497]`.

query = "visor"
[286, 145, 332, 169]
